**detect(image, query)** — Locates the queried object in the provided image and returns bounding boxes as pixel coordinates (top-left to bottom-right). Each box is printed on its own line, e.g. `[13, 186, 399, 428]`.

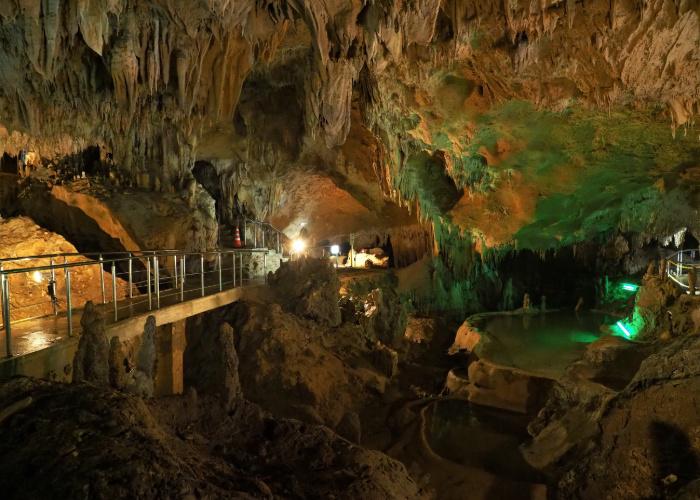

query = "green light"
[621, 283, 638, 292]
[616, 321, 632, 339]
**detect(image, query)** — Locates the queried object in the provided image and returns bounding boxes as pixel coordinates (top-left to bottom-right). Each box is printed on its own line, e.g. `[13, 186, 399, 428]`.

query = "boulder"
[268, 257, 342, 326]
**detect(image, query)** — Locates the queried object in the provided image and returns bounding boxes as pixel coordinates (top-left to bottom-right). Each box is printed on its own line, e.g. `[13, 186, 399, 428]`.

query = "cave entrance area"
[192, 160, 223, 223]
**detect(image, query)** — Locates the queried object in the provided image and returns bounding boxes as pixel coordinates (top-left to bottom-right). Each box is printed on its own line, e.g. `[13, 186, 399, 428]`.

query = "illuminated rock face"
[0, 216, 130, 321]
[0, 1, 698, 255]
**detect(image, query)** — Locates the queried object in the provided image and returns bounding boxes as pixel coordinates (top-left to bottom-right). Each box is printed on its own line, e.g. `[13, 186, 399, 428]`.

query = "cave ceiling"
[0, 0, 698, 250]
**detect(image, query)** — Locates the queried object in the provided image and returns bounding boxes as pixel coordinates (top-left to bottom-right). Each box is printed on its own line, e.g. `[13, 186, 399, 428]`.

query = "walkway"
[0, 248, 278, 359]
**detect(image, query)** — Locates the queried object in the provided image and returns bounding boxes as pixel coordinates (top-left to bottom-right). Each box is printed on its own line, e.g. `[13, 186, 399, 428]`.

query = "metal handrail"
[666, 249, 699, 292]
[0, 247, 270, 357]
[220, 217, 287, 254]
[0, 249, 182, 264]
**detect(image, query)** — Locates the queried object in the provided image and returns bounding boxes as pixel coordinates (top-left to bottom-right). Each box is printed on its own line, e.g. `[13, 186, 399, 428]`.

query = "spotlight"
[31, 270, 43, 283]
[330, 244, 340, 256]
[292, 239, 306, 254]
[621, 283, 638, 292]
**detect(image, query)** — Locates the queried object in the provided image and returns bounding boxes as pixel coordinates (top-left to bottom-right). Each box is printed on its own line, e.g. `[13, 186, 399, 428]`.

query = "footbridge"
[0, 241, 285, 387]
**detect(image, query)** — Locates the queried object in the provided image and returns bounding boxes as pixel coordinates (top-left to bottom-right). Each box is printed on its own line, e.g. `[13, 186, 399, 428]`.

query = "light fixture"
[621, 283, 638, 292]
[31, 270, 44, 283]
[616, 321, 632, 339]
[292, 238, 306, 253]
[330, 244, 340, 255]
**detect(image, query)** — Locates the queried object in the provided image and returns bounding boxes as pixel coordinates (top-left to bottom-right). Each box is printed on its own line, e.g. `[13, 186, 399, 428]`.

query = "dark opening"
[192, 161, 222, 221]
[0, 153, 18, 174]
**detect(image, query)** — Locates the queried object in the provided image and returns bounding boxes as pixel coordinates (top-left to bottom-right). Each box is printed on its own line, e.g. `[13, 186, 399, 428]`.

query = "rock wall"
[0, 216, 129, 321]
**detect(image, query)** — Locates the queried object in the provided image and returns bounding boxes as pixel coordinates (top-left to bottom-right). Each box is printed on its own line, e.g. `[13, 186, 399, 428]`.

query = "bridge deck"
[1, 276, 262, 358]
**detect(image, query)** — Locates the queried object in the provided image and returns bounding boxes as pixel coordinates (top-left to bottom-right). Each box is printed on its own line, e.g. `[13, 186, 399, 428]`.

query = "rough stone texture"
[359, 287, 408, 347]
[0, 216, 129, 321]
[466, 359, 554, 414]
[404, 317, 437, 344]
[108, 336, 128, 390]
[184, 320, 241, 410]
[554, 334, 700, 499]
[230, 301, 357, 426]
[72, 301, 109, 385]
[126, 316, 156, 397]
[0, 0, 696, 259]
[20, 179, 218, 254]
[269, 257, 342, 327]
[448, 319, 483, 354]
[337, 411, 362, 444]
[0, 377, 423, 500]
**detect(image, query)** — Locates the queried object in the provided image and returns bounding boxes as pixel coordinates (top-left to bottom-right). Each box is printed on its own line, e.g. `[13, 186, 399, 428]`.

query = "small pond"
[478, 310, 618, 378]
[426, 398, 542, 483]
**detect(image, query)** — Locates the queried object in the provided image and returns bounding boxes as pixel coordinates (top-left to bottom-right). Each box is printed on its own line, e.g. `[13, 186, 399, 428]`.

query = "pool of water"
[426, 399, 542, 483]
[477, 310, 617, 378]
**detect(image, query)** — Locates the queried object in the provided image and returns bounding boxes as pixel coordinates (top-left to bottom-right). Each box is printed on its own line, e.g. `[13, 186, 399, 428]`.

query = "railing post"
[232, 252, 236, 287]
[262, 225, 265, 249]
[99, 254, 106, 304]
[240, 252, 244, 285]
[65, 269, 73, 336]
[179, 255, 185, 301]
[243, 220, 247, 247]
[49, 257, 57, 315]
[218, 253, 222, 291]
[263, 252, 267, 283]
[200, 255, 205, 297]
[111, 262, 118, 321]
[147, 258, 152, 310]
[277, 232, 280, 254]
[2, 272, 12, 357]
[173, 254, 178, 288]
[128, 253, 133, 299]
[254, 223, 258, 248]
[154, 255, 160, 308]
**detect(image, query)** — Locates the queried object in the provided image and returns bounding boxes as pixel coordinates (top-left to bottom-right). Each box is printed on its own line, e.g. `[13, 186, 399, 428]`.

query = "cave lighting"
[330, 244, 340, 255]
[620, 283, 639, 292]
[292, 238, 306, 254]
[616, 321, 632, 339]
[31, 270, 44, 283]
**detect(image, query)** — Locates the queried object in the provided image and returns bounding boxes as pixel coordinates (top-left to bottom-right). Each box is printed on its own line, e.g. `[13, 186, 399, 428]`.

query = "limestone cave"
[0, 1, 699, 498]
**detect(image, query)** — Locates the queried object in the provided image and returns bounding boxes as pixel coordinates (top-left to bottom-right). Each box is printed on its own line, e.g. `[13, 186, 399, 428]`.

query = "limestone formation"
[126, 316, 156, 397]
[72, 301, 109, 385]
[269, 258, 342, 327]
[183, 320, 241, 410]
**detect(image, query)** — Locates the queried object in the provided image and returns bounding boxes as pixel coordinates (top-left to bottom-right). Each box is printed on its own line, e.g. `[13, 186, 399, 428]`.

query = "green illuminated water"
[478, 311, 615, 378]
